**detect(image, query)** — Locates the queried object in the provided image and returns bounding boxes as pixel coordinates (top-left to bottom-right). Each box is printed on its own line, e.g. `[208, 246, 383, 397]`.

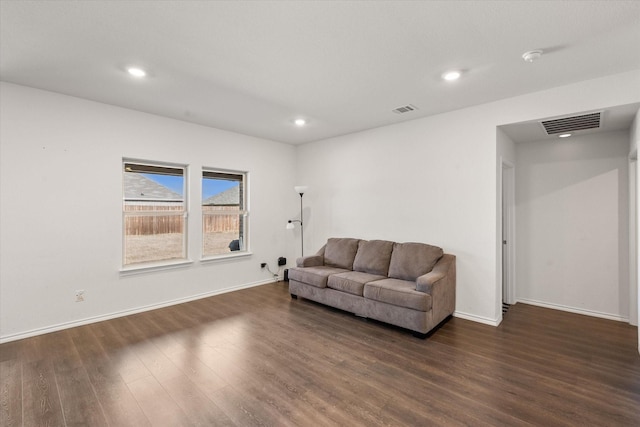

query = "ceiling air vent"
[392, 104, 418, 114]
[540, 111, 602, 135]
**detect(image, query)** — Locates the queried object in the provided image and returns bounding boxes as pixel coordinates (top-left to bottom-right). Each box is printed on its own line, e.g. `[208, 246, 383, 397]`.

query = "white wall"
[497, 128, 517, 165]
[0, 82, 297, 342]
[515, 131, 630, 320]
[296, 70, 640, 325]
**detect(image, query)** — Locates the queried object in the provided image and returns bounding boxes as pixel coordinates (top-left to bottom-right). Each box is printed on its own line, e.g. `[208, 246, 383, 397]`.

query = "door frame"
[501, 160, 516, 305]
[630, 152, 638, 327]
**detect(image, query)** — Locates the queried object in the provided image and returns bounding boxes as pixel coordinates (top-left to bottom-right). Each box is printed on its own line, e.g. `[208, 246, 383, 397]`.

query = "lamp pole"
[288, 186, 308, 257]
[298, 191, 304, 256]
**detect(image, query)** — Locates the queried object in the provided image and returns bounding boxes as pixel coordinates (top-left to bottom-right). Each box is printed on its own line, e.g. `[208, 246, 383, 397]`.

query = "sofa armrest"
[415, 254, 454, 294]
[296, 255, 324, 267]
[295, 244, 326, 267]
[416, 254, 456, 295]
[416, 272, 445, 294]
[415, 254, 456, 326]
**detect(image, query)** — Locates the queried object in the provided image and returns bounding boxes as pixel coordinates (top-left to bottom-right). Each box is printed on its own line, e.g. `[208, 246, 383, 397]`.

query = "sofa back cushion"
[324, 238, 360, 269]
[388, 242, 443, 281]
[353, 240, 394, 276]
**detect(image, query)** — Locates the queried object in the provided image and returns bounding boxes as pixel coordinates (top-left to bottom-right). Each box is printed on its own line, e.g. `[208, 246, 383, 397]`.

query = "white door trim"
[501, 160, 516, 305]
[629, 152, 638, 327]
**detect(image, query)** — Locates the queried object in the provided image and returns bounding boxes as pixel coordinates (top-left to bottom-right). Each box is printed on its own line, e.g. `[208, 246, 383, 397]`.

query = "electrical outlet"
[278, 257, 286, 266]
[75, 289, 85, 302]
[260, 263, 266, 268]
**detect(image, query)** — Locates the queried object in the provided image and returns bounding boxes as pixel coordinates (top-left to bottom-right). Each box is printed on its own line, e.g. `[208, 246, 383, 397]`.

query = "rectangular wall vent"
[392, 104, 418, 114]
[540, 112, 601, 135]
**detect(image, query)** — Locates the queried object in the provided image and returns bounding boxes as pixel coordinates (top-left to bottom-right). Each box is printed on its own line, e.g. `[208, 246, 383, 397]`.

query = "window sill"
[200, 251, 253, 263]
[120, 259, 194, 276]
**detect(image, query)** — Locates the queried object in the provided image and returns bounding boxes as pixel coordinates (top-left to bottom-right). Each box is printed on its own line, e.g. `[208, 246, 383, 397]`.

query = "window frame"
[121, 159, 190, 271]
[201, 167, 250, 260]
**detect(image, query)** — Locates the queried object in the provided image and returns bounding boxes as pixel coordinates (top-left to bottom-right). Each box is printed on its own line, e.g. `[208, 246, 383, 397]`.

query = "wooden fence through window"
[203, 206, 240, 233]
[124, 202, 240, 235]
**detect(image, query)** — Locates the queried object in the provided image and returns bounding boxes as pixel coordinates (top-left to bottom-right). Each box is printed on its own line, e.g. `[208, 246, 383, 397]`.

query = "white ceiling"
[1, 1, 639, 145]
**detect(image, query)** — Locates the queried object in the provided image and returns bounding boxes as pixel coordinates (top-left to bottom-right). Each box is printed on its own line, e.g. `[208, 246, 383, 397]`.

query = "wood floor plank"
[1, 282, 639, 426]
[163, 348, 228, 396]
[82, 360, 152, 427]
[208, 382, 292, 427]
[126, 375, 191, 426]
[194, 328, 350, 426]
[68, 325, 151, 427]
[208, 343, 342, 426]
[0, 340, 21, 363]
[19, 335, 50, 365]
[374, 335, 590, 424]
[88, 321, 152, 384]
[230, 314, 433, 426]
[236, 311, 401, 425]
[125, 336, 184, 383]
[22, 359, 66, 427]
[0, 358, 22, 427]
[160, 374, 236, 426]
[53, 364, 108, 427]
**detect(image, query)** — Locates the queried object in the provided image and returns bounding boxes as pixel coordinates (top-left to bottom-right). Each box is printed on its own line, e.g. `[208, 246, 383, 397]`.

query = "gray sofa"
[288, 238, 456, 337]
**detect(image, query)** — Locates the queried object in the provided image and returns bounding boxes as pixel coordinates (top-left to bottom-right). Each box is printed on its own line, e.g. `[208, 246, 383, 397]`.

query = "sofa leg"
[290, 294, 297, 299]
[412, 315, 453, 339]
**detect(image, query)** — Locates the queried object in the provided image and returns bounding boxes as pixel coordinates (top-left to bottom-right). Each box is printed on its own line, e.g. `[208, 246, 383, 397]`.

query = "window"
[202, 169, 247, 257]
[123, 161, 187, 266]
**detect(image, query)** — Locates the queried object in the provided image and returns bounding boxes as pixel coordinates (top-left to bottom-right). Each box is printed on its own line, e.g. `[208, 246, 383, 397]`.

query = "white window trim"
[122, 158, 189, 269]
[201, 168, 250, 260]
[200, 251, 253, 263]
[119, 259, 194, 275]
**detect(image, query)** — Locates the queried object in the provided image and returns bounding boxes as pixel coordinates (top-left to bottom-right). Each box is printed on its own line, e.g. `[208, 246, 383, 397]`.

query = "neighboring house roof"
[124, 173, 182, 201]
[203, 185, 240, 206]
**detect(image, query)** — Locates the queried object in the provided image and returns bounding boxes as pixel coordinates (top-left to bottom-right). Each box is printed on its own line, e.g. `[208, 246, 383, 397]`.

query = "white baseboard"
[0, 278, 278, 344]
[453, 311, 500, 326]
[517, 298, 630, 323]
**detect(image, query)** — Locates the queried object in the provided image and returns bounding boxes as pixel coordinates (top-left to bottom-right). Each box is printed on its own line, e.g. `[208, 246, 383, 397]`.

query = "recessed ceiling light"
[442, 70, 461, 81]
[127, 67, 147, 78]
[558, 133, 572, 138]
[294, 118, 307, 126]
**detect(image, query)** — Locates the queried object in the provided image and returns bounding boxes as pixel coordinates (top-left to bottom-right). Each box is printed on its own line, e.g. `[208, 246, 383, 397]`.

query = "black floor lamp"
[286, 185, 308, 256]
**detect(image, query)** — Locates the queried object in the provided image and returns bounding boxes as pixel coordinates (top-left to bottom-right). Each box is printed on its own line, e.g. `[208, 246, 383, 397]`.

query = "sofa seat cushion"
[288, 266, 349, 288]
[364, 279, 432, 312]
[327, 271, 387, 296]
[388, 242, 444, 281]
[353, 239, 394, 276]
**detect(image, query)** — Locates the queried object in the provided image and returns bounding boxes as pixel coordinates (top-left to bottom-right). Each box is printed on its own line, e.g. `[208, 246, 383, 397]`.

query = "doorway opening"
[501, 161, 516, 313]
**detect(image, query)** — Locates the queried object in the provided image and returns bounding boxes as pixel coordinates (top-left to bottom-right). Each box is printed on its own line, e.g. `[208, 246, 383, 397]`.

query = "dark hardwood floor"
[1, 282, 639, 426]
